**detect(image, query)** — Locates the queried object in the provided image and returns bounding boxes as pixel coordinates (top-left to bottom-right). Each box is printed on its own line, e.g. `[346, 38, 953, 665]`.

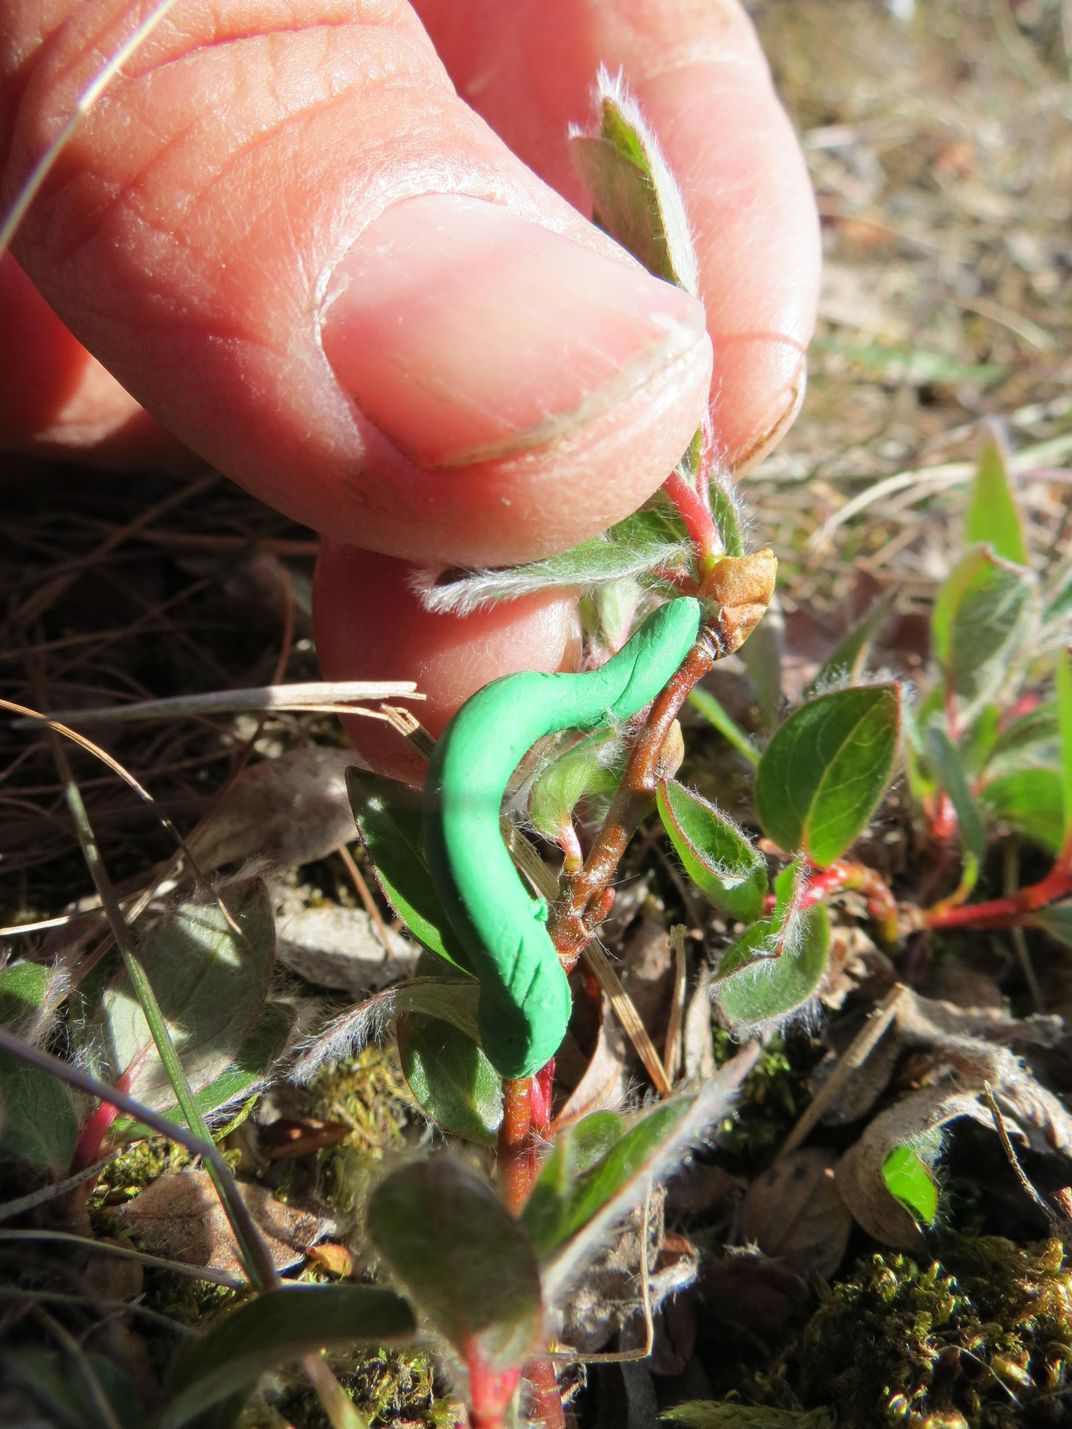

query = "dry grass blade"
[0, 1230, 246, 1289]
[582, 942, 672, 1098]
[2, 695, 241, 936]
[15, 680, 424, 729]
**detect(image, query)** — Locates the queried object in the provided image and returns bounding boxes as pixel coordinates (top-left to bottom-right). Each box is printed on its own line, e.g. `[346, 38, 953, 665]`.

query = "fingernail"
[322, 193, 708, 467]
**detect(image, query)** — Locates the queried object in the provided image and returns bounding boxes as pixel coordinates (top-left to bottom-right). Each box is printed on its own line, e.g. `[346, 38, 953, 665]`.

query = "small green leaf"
[347, 770, 473, 974]
[569, 78, 699, 291]
[89, 879, 275, 1114]
[1033, 901, 1072, 947]
[521, 1106, 676, 1262]
[980, 767, 1066, 854]
[709, 479, 746, 558]
[397, 1014, 502, 1144]
[964, 429, 1030, 566]
[657, 779, 767, 921]
[687, 687, 760, 766]
[0, 962, 51, 1030]
[160, 1284, 415, 1429]
[715, 894, 831, 1031]
[1058, 649, 1072, 841]
[528, 729, 621, 842]
[881, 1145, 939, 1226]
[531, 1061, 754, 1300]
[368, 1158, 542, 1372]
[805, 590, 896, 697]
[927, 726, 987, 893]
[0, 1050, 78, 1172]
[931, 546, 1038, 723]
[414, 502, 691, 616]
[982, 700, 1058, 779]
[756, 684, 902, 866]
[114, 1001, 295, 1139]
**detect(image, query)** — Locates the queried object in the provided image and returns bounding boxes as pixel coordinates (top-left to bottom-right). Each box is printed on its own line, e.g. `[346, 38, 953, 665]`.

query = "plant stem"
[924, 839, 1072, 932]
[549, 635, 719, 965]
[498, 1077, 536, 1216]
[800, 860, 901, 949]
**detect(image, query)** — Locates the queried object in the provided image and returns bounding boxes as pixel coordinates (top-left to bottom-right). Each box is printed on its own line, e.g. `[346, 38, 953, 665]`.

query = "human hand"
[1, 0, 819, 781]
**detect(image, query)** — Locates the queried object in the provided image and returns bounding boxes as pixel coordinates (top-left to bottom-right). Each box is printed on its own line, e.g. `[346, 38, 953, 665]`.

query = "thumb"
[2, 0, 710, 566]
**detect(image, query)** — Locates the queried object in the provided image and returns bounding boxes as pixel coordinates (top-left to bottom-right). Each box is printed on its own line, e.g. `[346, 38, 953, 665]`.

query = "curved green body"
[424, 597, 701, 1080]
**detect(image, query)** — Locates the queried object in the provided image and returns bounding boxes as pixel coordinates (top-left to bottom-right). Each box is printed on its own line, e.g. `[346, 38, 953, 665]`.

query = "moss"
[88, 1136, 194, 1211]
[768, 1238, 1072, 1427]
[268, 1348, 447, 1429]
[711, 1029, 824, 1164]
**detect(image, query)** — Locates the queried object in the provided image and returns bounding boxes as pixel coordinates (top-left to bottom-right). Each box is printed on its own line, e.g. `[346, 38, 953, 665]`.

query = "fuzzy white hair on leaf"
[570, 66, 701, 299]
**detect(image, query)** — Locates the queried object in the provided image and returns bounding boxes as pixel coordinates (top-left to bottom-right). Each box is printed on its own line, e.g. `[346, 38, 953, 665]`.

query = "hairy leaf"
[569, 71, 699, 292]
[716, 876, 831, 1032]
[0, 1051, 78, 1172]
[526, 1053, 756, 1301]
[368, 1158, 542, 1371]
[756, 684, 901, 865]
[528, 728, 620, 842]
[91, 879, 275, 1113]
[657, 779, 767, 922]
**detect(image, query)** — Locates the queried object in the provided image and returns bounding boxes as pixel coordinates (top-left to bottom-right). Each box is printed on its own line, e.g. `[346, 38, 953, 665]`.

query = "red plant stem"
[67, 1066, 133, 1212]
[925, 839, 1072, 932]
[498, 1077, 536, 1217]
[465, 1344, 522, 1429]
[523, 1357, 566, 1429]
[664, 469, 719, 570]
[799, 860, 901, 948]
[549, 635, 718, 967]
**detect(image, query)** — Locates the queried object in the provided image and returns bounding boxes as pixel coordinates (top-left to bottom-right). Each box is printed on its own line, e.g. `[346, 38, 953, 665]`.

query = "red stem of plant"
[498, 1077, 536, 1217]
[798, 859, 901, 948]
[664, 469, 719, 570]
[925, 839, 1072, 932]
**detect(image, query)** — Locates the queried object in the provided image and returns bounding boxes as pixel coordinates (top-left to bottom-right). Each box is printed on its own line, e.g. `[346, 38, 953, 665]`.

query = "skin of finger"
[411, 0, 821, 468]
[313, 542, 583, 787]
[0, 0, 708, 567]
[0, 253, 194, 466]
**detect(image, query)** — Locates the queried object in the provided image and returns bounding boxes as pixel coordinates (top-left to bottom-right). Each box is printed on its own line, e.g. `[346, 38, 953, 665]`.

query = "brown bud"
[654, 718, 686, 781]
[702, 549, 777, 655]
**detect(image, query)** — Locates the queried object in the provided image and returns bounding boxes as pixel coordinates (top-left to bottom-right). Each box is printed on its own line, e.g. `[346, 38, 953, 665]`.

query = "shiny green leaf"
[657, 779, 767, 921]
[397, 1014, 502, 1144]
[756, 684, 901, 866]
[882, 1145, 939, 1226]
[347, 770, 473, 974]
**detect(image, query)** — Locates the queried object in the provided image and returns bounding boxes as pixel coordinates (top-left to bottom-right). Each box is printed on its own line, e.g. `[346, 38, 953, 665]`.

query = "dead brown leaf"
[119, 1170, 321, 1278]
[743, 1148, 852, 1279]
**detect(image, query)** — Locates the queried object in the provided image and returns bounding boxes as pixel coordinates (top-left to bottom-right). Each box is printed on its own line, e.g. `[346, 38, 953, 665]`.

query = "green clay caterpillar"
[424, 596, 702, 1081]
